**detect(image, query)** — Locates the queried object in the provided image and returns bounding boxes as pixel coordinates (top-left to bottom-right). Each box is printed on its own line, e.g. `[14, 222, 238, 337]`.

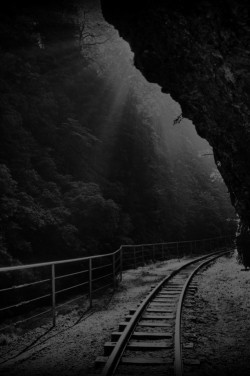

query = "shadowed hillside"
[0, 0, 235, 266]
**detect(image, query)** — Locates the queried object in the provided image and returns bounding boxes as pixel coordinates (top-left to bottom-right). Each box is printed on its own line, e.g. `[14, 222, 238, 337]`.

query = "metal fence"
[0, 235, 234, 331]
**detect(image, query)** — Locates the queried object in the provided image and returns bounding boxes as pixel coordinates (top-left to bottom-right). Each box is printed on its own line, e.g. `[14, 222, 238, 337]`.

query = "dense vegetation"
[0, 1, 235, 266]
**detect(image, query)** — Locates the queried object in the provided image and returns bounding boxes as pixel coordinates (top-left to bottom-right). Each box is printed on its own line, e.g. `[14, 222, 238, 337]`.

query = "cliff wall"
[101, 0, 250, 249]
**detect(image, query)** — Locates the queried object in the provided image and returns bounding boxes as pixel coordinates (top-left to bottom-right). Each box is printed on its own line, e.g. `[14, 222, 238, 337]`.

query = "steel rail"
[0, 277, 51, 292]
[0, 293, 51, 312]
[56, 294, 85, 310]
[92, 282, 112, 294]
[92, 263, 113, 271]
[55, 269, 88, 280]
[0, 307, 53, 332]
[101, 249, 228, 376]
[92, 273, 113, 283]
[122, 236, 230, 249]
[174, 249, 232, 376]
[0, 248, 122, 273]
[55, 281, 89, 295]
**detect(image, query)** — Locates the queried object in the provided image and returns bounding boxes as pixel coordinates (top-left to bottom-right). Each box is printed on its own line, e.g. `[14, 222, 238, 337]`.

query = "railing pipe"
[120, 248, 123, 281]
[0, 235, 234, 331]
[113, 254, 116, 291]
[89, 259, 92, 308]
[133, 247, 136, 269]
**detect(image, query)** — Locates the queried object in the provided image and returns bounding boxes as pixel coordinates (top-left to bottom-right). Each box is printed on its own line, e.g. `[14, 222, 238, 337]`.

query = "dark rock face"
[101, 0, 250, 253]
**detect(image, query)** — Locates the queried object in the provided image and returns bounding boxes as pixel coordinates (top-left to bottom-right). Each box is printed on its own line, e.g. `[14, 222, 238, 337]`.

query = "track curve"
[96, 249, 232, 376]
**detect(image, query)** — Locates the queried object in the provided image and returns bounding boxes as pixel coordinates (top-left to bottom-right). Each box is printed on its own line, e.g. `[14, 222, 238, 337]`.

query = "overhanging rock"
[101, 0, 250, 251]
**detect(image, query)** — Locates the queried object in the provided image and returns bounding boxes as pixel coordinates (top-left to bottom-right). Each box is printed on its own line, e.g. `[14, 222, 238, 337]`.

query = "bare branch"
[83, 38, 109, 46]
[173, 114, 183, 126]
[76, 8, 109, 47]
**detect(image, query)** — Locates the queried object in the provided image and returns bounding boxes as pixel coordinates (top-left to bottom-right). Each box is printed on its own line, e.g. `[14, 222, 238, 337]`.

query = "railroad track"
[93, 249, 231, 376]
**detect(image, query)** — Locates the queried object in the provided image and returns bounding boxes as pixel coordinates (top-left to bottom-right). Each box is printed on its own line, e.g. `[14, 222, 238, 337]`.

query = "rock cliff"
[101, 0, 250, 254]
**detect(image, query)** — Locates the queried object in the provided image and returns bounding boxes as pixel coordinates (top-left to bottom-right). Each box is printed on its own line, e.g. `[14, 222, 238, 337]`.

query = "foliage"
[0, 1, 235, 266]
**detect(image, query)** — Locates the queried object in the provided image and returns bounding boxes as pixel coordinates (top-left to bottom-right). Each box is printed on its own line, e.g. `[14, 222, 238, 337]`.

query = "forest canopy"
[0, 0, 236, 266]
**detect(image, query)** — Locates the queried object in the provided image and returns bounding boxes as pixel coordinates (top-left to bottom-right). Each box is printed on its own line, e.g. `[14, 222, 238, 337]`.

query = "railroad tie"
[146, 308, 174, 313]
[95, 356, 173, 366]
[104, 341, 173, 355]
[153, 298, 177, 303]
[149, 301, 176, 309]
[137, 321, 172, 327]
[111, 331, 173, 341]
[157, 293, 180, 297]
[120, 357, 173, 365]
[142, 314, 175, 319]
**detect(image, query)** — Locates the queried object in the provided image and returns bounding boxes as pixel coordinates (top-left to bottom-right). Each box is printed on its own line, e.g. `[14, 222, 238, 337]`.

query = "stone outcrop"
[101, 0, 250, 251]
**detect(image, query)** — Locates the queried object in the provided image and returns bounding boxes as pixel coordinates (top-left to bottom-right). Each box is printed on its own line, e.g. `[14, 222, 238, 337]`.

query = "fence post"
[120, 248, 123, 282]
[134, 247, 136, 269]
[89, 258, 92, 308]
[51, 264, 56, 327]
[113, 253, 116, 291]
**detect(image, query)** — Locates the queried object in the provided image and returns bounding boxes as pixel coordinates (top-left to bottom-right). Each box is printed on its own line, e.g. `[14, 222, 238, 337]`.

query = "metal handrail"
[56, 282, 89, 295]
[0, 236, 231, 273]
[55, 270, 88, 280]
[0, 278, 51, 292]
[0, 235, 234, 330]
[0, 248, 122, 273]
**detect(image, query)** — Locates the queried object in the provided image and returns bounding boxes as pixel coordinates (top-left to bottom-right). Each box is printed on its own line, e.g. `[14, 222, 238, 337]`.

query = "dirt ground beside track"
[182, 251, 250, 376]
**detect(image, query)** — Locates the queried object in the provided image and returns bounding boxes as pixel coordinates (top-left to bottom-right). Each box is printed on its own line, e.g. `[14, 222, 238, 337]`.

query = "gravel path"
[0, 252, 249, 376]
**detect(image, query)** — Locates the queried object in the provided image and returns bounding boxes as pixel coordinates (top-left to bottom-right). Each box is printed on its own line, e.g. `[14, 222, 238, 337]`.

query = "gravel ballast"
[182, 251, 250, 376]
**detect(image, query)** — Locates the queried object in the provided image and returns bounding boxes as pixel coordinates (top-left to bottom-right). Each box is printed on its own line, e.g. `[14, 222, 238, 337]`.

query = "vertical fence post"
[89, 258, 92, 308]
[113, 253, 116, 291]
[120, 248, 123, 282]
[51, 263, 56, 327]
